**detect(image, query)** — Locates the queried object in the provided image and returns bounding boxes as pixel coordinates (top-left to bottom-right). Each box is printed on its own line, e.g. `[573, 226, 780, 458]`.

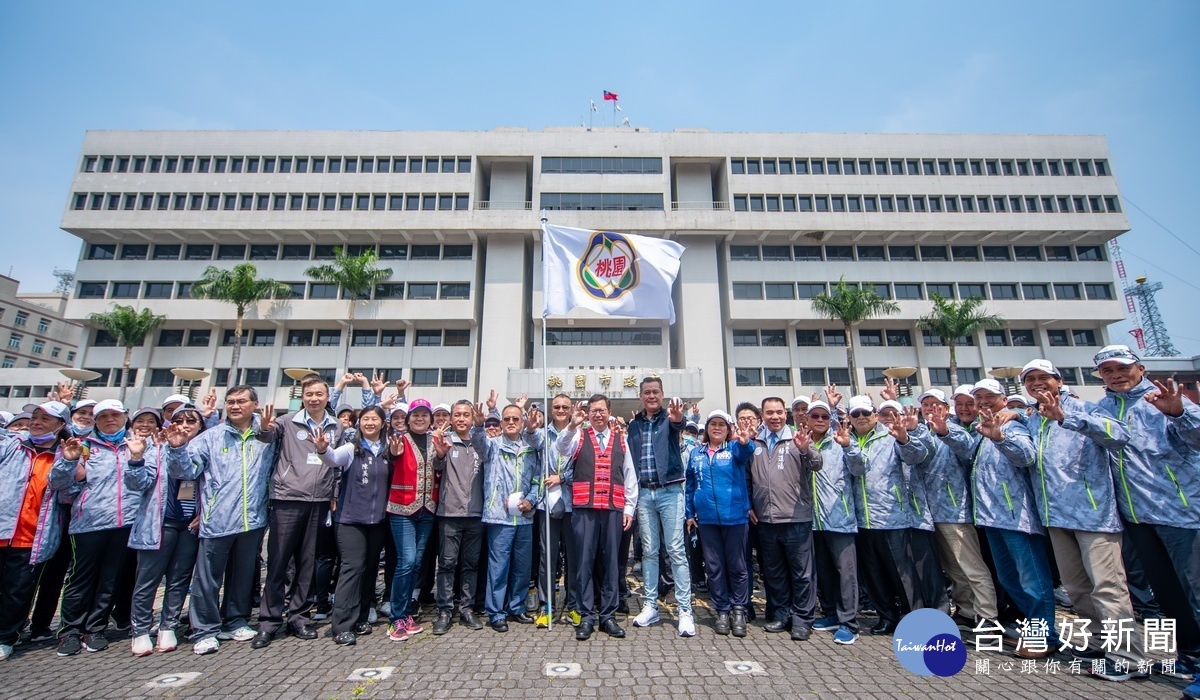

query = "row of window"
[734, 365, 1107, 388]
[0, 309, 53, 333]
[73, 191, 470, 213]
[86, 242, 471, 262]
[541, 157, 663, 174]
[730, 281, 1112, 302]
[82, 155, 472, 175]
[732, 193, 1120, 215]
[96, 327, 473, 350]
[6, 333, 68, 358]
[735, 327, 1099, 349]
[539, 192, 665, 211]
[730, 157, 1110, 178]
[728, 243, 1106, 263]
[545, 329, 663, 346]
[65, 365, 471, 390]
[79, 280, 471, 302]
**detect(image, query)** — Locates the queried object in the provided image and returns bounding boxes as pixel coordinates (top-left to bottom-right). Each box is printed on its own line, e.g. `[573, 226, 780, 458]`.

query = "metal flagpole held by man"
[540, 211, 553, 631]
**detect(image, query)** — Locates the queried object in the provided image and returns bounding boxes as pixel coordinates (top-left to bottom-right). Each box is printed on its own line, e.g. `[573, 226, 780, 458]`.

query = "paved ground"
[5, 593, 1190, 700]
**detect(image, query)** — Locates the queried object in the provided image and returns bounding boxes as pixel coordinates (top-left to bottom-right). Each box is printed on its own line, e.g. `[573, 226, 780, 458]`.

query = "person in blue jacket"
[1093, 344, 1200, 694]
[685, 410, 753, 637]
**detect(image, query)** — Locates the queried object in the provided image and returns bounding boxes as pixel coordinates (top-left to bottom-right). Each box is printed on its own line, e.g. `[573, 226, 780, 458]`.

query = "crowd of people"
[0, 345, 1198, 693]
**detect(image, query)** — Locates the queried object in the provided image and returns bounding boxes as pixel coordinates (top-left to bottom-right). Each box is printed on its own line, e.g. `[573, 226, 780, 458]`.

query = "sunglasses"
[551, 405, 572, 411]
[849, 410, 874, 418]
[808, 413, 831, 420]
[500, 416, 522, 423]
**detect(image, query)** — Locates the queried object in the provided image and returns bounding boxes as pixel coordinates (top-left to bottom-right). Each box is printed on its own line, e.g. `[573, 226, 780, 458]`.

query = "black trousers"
[331, 522, 388, 635]
[108, 546, 137, 627]
[58, 527, 132, 637]
[814, 530, 859, 632]
[130, 520, 199, 637]
[30, 531, 70, 633]
[856, 528, 917, 626]
[0, 547, 39, 646]
[314, 512, 338, 609]
[571, 508, 624, 625]
[258, 500, 327, 633]
[617, 526, 633, 599]
[536, 510, 575, 612]
[909, 528, 950, 613]
[436, 516, 483, 613]
[191, 528, 265, 639]
[1125, 520, 1200, 656]
[697, 524, 749, 612]
[756, 521, 817, 628]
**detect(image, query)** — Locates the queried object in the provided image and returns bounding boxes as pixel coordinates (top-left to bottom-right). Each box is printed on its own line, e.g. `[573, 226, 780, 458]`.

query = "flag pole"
[540, 212, 553, 632]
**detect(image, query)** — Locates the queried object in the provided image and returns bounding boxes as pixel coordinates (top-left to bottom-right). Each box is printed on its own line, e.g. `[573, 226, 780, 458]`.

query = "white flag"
[542, 223, 685, 323]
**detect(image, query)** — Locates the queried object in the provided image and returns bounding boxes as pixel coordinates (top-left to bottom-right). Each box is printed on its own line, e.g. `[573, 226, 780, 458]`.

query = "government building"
[58, 128, 1127, 411]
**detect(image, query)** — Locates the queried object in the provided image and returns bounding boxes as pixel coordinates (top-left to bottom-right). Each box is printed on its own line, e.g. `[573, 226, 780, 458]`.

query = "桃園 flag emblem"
[576, 231, 640, 300]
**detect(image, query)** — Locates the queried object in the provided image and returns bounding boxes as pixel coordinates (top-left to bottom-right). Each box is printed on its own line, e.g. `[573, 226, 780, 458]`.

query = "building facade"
[0, 275, 84, 404]
[58, 128, 1127, 410]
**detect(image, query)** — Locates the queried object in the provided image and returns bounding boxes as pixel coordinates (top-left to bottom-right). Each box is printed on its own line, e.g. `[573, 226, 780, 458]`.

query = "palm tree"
[811, 278, 900, 396]
[191, 263, 293, 383]
[88, 304, 167, 403]
[918, 294, 1007, 388]
[305, 247, 393, 372]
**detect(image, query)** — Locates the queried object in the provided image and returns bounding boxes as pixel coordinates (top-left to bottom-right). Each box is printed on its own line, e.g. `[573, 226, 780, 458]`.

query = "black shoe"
[82, 633, 108, 652]
[764, 619, 789, 633]
[432, 611, 452, 636]
[714, 612, 731, 635]
[870, 621, 896, 636]
[56, 635, 82, 657]
[461, 610, 484, 630]
[600, 619, 625, 638]
[744, 604, 757, 622]
[510, 612, 534, 624]
[251, 631, 274, 649]
[790, 625, 811, 641]
[333, 631, 357, 646]
[490, 619, 509, 633]
[731, 607, 748, 638]
[616, 599, 630, 615]
[575, 621, 594, 641]
[290, 624, 318, 640]
[353, 622, 373, 636]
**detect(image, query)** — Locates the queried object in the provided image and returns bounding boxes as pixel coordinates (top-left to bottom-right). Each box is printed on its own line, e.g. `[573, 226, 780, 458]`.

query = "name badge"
[177, 481, 196, 500]
[306, 452, 323, 465]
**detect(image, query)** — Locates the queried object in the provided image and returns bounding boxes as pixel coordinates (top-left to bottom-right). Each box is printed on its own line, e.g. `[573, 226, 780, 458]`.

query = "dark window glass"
[927, 283, 954, 299]
[144, 282, 173, 298]
[1085, 283, 1113, 300]
[886, 329, 912, 346]
[888, 246, 916, 261]
[407, 283, 437, 299]
[825, 246, 854, 261]
[217, 244, 246, 260]
[894, 284, 922, 300]
[440, 283, 470, 299]
[1076, 245, 1104, 261]
[1054, 283, 1082, 300]
[88, 244, 116, 260]
[983, 246, 1011, 262]
[1011, 329, 1035, 346]
[251, 329, 276, 347]
[111, 282, 140, 298]
[951, 246, 978, 261]
[250, 244, 279, 260]
[316, 330, 341, 346]
[735, 368, 762, 387]
[859, 330, 883, 347]
[762, 245, 791, 261]
[158, 329, 184, 347]
[795, 329, 820, 347]
[732, 283, 762, 300]
[793, 245, 822, 261]
[78, 282, 107, 298]
[1048, 330, 1070, 347]
[857, 246, 885, 261]
[1013, 246, 1042, 261]
[287, 329, 313, 347]
[991, 283, 1018, 300]
[796, 283, 826, 299]
[1022, 284, 1050, 300]
[764, 283, 794, 300]
[823, 330, 846, 346]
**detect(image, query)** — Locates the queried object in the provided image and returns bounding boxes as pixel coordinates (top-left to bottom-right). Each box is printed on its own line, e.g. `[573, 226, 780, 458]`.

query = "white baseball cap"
[878, 400, 905, 415]
[790, 396, 810, 409]
[390, 402, 410, 417]
[22, 401, 70, 422]
[1020, 359, 1061, 382]
[951, 384, 975, 400]
[917, 389, 948, 405]
[161, 394, 190, 410]
[847, 395, 874, 414]
[92, 399, 127, 417]
[969, 379, 1006, 397]
[705, 409, 734, 427]
[0, 411, 12, 426]
[1093, 344, 1140, 367]
[72, 399, 97, 414]
[806, 400, 832, 415]
[433, 403, 451, 415]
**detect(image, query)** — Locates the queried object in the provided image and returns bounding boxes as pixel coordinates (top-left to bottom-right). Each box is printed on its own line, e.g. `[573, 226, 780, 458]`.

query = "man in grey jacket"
[251, 375, 345, 647]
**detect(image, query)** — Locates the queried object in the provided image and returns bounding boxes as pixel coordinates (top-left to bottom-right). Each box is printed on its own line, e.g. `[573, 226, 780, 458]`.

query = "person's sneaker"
[56, 635, 82, 657]
[156, 630, 177, 652]
[812, 615, 839, 631]
[378, 602, 391, 617]
[833, 625, 859, 645]
[1054, 585, 1072, 608]
[1087, 657, 1132, 682]
[131, 635, 153, 657]
[193, 637, 219, 655]
[29, 628, 54, 643]
[367, 607, 378, 624]
[228, 626, 256, 642]
[566, 610, 582, 626]
[535, 613, 551, 628]
[951, 613, 975, 632]
[403, 616, 423, 634]
[677, 611, 696, 637]
[1183, 675, 1200, 700]
[82, 633, 109, 652]
[387, 620, 410, 642]
[216, 630, 233, 641]
[0, 643, 12, 660]
[632, 604, 660, 627]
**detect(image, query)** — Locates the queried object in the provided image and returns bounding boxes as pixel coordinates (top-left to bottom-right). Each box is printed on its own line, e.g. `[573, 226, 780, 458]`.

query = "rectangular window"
[316, 330, 341, 347]
[883, 329, 911, 347]
[795, 329, 820, 347]
[730, 245, 760, 261]
[1054, 283, 1082, 300]
[144, 282, 173, 298]
[796, 283, 826, 299]
[1046, 246, 1073, 261]
[922, 331, 946, 347]
[88, 244, 116, 260]
[249, 244, 279, 260]
[1085, 283, 1114, 300]
[825, 245, 854, 261]
[380, 329, 405, 347]
[1013, 246, 1042, 261]
[761, 245, 791, 261]
[222, 329, 248, 347]
[888, 246, 916, 261]
[1047, 329, 1070, 347]
[983, 246, 1011, 262]
[1022, 283, 1049, 300]
[870, 283, 892, 299]
[793, 245, 822, 261]
[991, 283, 1019, 300]
[733, 330, 759, 347]
[732, 283, 763, 300]
[186, 329, 211, 347]
[1076, 245, 1104, 261]
[410, 244, 441, 260]
[242, 368, 270, 386]
[859, 330, 883, 347]
[439, 283, 470, 299]
[735, 368, 762, 387]
[1072, 329, 1098, 346]
[37, 318, 50, 333]
[352, 330, 378, 347]
[185, 244, 213, 260]
[764, 283, 795, 300]
[158, 329, 184, 347]
[148, 369, 176, 387]
[111, 282, 140, 298]
[822, 330, 846, 347]
[958, 283, 987, 299]
[441, 368, 469, 387]
[308, 283, 338, 299]
[799, 367, 825, 385]
[13, 312, 28, 327]
[894, 283, 922, 300]
[250, 329, 275, 347]
[374, 283, 405, 299]
[920, 246, 948, 261]
[444, 330, 471, 347]
[287, 329, 314, 347]
[985, 330, 1009, 347]
[864, 368, 889, 386]
[31, 339, 44, 354]
[927, 283, 954, 299]
[281, 244, 310, 260]
[759, 329, 786, 347]
[763, 368, 791, 386]
[951, 246, 978, 261]
[90, 330, 113, 347]
[404, 283, 436, 300]
[217, 244, 246, 260]
[827, 368, 851, 386]
[411, 368, 440, 386]
[857, 246, 885, 261]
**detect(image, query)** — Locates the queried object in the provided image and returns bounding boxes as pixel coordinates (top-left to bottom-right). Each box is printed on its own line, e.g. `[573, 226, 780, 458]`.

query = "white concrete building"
[0, 275, 84, 407]
[58, 128, 1127, 410]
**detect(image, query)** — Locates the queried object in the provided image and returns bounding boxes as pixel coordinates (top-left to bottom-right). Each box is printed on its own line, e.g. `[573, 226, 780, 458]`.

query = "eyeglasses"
[225, 398, 253, 407]
[500, 417, 522, 423]
[808, 413, 831, 421]
[551, 405, 572, 411]
[176, 417, 200, 425]
[849, 410, 874, 418]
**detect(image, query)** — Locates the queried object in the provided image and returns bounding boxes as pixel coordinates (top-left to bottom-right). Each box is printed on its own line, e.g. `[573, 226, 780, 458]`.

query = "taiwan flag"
[603, 90, 619, 101]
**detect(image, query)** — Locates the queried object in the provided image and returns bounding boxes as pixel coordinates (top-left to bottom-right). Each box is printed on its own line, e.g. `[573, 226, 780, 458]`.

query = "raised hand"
[792, 427, 811, 452]
[886, 419, 909, 444]
[570, 402, 587, 429]
[259, 405, 277, 431]
[127, 433, 147, 460]
[485, 389, 498, 412]
[389, 432, 408, 457]
[735, 423, 753, 445]
[431, 430, 449, 458]
[1145, 378, 1186, 417]
[395, 378, 411, 397]
[927, 403, 950, 435]
[610, 417, 627, 441]
[976, 409, 1005, 442]
[310, 428, 330, 454]
[200, 389, 218, 418]
[473, 402, 487, 427]
[1033, 389, 1065, 422]
[525, 406, 544, 431]
[485, 425, 502, 439]
[833, 421, 851, 447]
[667, 397, 685, 423]
[338, 373, 356, 389]
[380, 392, 398, 410]
[370, 371, 388, 395]
[353, 372, 371, 388]
[881, 377, 899, 401]
[904, 406, 920, 431]
[54, 380, 76, 403]
[514, 392, 528, 411]
[825, 384, 844, 409]
[165, 422, 191, 448]
[61, 436, 84, 461]
[811, 390, 823, 404]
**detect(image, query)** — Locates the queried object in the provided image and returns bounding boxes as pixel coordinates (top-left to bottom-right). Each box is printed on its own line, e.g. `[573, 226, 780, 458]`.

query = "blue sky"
[2, 0, 1197, 353]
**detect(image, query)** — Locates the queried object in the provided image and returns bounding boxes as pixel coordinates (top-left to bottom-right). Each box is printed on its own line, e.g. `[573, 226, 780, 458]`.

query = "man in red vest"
[556, 394, 639, 641]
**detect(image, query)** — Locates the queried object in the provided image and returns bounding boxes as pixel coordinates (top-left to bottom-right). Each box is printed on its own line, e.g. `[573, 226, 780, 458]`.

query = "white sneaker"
[313, 611, 329, 621]
[633, 604, 660, 627]
[156, 630, 177, 652]
[0, 643, 12, 660]
[367, 607, 378, 624]
[677, 611, 696, 637]
[193, 637, 220, 655]
[378, 602, 391, 617]
[131, 634, 153, 656]
[229, 626, 256, 642]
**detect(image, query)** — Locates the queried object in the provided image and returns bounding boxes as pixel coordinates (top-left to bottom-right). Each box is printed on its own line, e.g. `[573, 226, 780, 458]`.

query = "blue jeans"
[984, 527, 1059, 641]
[388, 510, 434, 621]
[636, 482, 692, 613]
[485, 524, 533, 622]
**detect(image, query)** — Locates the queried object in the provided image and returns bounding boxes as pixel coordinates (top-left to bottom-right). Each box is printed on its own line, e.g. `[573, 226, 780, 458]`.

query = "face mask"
[683, 435, 696, 447]
[70, 423, 93, 437]
[97, 427, 127, 444]
[15, 430, 30, 441]
[29, 431, 57, 446]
